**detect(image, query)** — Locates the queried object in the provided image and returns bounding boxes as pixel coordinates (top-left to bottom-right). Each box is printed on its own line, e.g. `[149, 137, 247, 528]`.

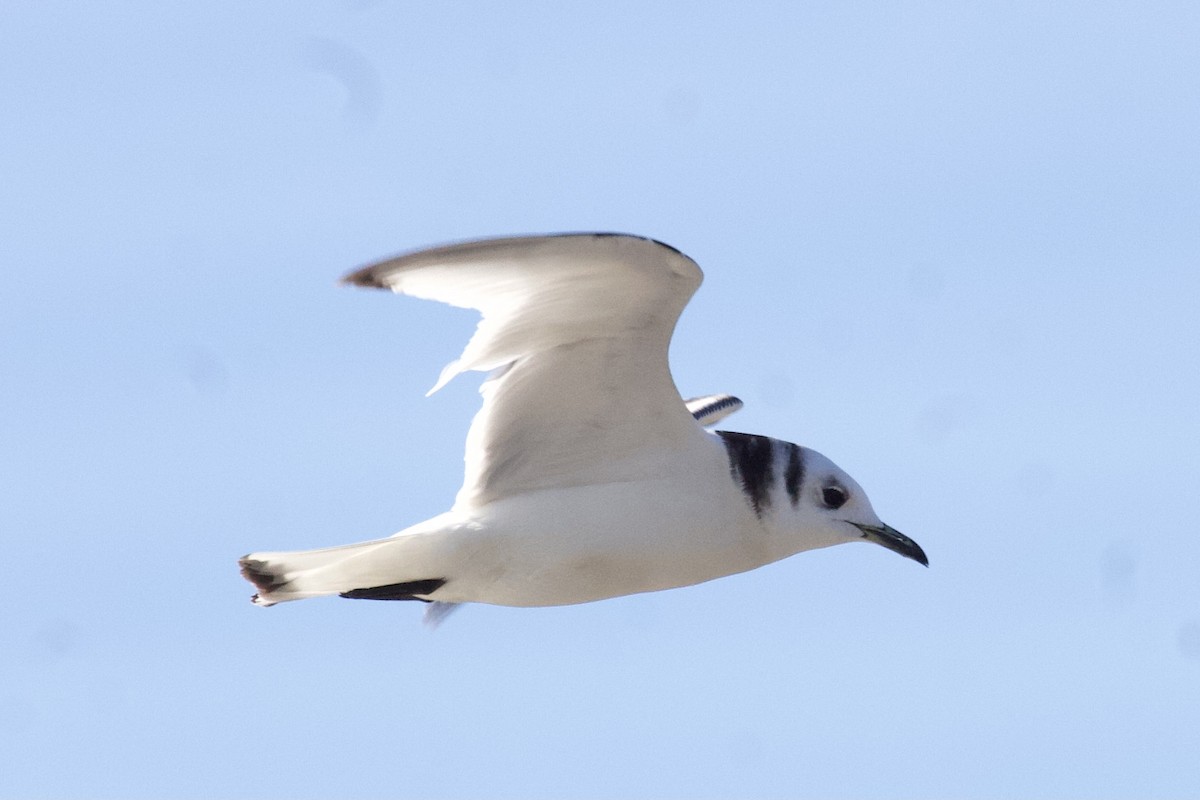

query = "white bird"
[239, 233, 926, 620]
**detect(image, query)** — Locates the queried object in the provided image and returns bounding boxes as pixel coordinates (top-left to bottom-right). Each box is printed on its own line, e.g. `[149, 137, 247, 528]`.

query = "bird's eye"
[821, 486, 848, 509]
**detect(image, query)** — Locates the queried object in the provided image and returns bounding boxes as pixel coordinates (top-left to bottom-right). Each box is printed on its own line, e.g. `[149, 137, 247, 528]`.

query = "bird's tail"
[239, 523, 453, 607]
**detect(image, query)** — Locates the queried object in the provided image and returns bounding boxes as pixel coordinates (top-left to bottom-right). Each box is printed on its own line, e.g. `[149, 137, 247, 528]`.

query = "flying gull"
[239, 233, 927, 620]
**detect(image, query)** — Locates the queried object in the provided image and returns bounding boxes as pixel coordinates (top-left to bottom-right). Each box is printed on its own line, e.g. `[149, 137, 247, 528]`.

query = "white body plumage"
[240, 234, 926, 618]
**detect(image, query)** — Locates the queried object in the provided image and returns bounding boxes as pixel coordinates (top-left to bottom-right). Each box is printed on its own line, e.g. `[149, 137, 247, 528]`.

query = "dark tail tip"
[239, 556, 288, 596]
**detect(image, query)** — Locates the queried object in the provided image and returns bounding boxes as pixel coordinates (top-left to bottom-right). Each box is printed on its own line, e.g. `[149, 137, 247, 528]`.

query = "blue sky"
[3, 2, 1199, 797]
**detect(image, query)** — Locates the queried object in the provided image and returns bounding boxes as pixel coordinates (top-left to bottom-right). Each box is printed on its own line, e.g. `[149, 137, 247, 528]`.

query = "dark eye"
[821, 486, 848, 509]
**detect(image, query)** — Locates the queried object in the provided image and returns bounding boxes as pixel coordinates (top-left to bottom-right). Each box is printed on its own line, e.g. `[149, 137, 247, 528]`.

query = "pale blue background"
[3, 2, 1199, 798]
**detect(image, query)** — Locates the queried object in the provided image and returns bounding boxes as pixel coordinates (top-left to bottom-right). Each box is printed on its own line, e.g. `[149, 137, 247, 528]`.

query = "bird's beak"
[850, 522, 929, 566]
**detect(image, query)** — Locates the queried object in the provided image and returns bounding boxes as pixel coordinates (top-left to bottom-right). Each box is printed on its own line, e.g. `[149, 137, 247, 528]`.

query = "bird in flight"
[239, 233, 927, 621]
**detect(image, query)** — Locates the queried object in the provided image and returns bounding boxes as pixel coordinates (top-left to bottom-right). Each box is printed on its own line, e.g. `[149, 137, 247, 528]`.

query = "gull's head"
[791, 447, 928, 566]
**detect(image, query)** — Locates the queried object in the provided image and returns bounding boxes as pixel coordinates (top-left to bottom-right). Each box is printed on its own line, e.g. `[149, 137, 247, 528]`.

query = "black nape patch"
[339, 578, 446, 602]
[784, 442, 805, 507]
[716, 431, 775, 517]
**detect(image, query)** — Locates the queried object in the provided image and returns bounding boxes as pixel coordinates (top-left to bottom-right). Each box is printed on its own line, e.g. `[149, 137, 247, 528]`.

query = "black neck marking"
[716, 431, 775, 518]
[784, 441, 805, 507]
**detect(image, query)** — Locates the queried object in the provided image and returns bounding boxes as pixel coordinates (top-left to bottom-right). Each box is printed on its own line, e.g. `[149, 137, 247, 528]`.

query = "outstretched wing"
[342, 233, 706, 508]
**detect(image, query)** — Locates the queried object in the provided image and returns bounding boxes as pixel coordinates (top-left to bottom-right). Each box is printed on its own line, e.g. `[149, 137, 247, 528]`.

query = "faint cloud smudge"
[915, 393, 978, 444]
[907, 262, 945, 299]
[1099, 540, 1137, 605]
[301, 37, 382, 127]
[757, 373, 796, 411]
[0, 696, 34, 734]
[1012, 460, 1056, 500]
[31, 619, 78, 661]
[1178, 620, 1200, 662]
[184, 347, 228, 396]
[727, 729, 764, 767]
[662, 86, 701, 124]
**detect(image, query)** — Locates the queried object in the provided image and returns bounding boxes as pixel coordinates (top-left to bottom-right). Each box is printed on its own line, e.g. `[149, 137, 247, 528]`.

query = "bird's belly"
[439, 478, 772, 607]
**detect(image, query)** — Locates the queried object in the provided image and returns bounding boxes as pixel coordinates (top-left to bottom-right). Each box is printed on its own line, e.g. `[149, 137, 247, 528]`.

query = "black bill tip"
[851, 522, 929, 567]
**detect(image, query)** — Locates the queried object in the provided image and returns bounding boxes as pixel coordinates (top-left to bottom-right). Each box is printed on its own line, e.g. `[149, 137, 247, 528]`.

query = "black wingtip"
[338, 267, 390, 289]
[587, 232, 687, 258]
[339, 578, 447, 602]
[647, 237, 685, 257]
